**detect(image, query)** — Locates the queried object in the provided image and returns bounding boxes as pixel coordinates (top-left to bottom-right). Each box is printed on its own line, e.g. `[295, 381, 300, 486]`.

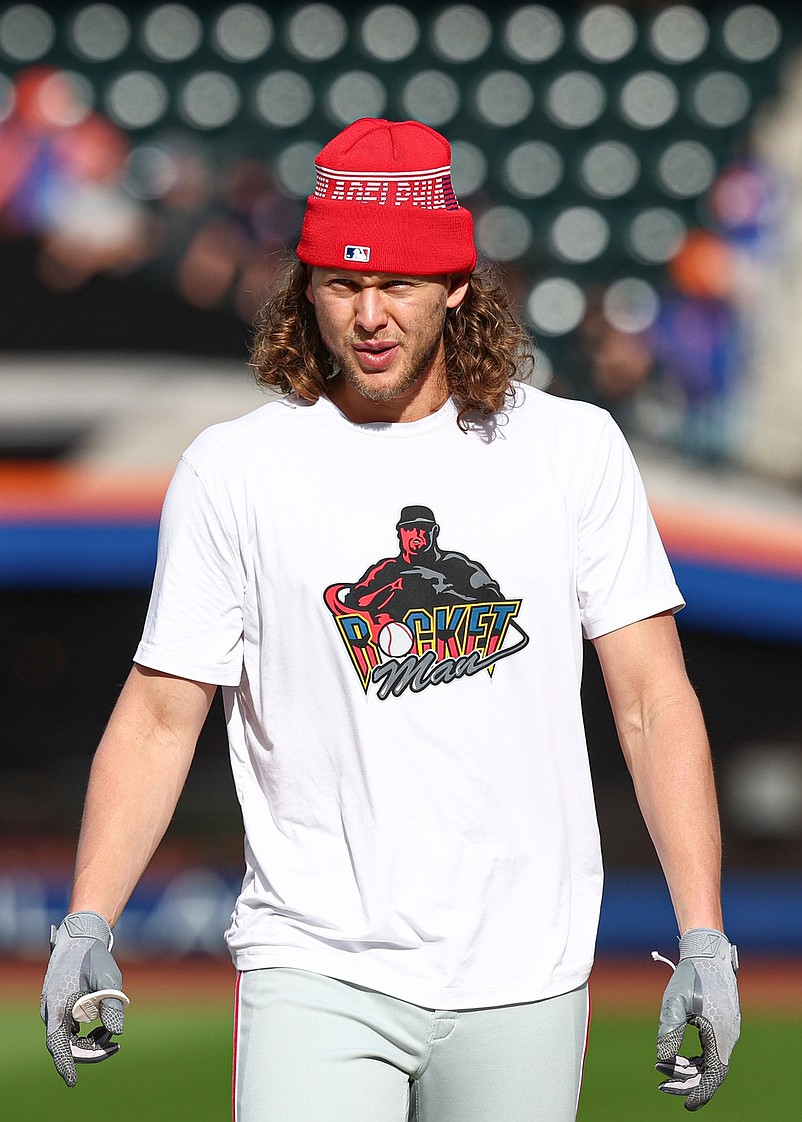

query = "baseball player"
[41, 118, 739, 1120]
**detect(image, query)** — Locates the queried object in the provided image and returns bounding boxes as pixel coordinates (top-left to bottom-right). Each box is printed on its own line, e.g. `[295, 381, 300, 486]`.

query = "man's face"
[398, 523, 434, 559]
[306, 269, 469, 422]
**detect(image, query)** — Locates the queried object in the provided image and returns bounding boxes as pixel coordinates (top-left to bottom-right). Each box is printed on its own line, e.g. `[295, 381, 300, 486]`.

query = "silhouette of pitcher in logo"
[324, 506, 528, 698]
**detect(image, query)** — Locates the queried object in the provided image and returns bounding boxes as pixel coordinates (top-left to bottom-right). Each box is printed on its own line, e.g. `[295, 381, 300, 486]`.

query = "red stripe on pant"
[576, 984, 593, 1115]
[232, 971, 243, 1122]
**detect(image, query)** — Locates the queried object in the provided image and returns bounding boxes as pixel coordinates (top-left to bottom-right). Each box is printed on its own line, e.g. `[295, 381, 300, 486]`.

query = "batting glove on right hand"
[40, 911, 128, 1087]
[656, 928, 740, 1111]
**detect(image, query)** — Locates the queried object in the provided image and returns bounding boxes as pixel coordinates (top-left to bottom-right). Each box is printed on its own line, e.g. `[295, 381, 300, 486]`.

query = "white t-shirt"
[135, 385, 683, 1009]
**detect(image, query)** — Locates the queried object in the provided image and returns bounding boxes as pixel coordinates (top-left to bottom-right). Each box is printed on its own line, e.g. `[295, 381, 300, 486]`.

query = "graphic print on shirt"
[323, 505, 529, 699]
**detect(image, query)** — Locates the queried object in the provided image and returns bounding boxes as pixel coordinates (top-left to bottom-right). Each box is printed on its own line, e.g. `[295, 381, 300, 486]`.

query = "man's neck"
[327, 374, 450, 425]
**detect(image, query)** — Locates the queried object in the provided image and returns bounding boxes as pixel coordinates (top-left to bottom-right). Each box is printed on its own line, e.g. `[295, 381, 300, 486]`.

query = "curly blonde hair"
[250, 256, 535, 429]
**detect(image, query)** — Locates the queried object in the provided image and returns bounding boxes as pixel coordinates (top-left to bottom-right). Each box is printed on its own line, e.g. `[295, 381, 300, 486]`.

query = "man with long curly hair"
[42, 119, 739, 1121]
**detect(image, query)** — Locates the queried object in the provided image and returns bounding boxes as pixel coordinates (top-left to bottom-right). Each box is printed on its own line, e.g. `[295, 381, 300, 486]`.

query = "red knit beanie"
[296, 118, 476, 275]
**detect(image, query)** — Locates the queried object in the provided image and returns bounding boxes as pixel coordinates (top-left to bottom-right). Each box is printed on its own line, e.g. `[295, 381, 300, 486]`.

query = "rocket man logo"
[323, 506, 529, 700]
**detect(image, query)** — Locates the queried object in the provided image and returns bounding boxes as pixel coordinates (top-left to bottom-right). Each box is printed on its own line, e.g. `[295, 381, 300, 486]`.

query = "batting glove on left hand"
[656, 928, 740, 1111]
[40, 911, 128, 1087]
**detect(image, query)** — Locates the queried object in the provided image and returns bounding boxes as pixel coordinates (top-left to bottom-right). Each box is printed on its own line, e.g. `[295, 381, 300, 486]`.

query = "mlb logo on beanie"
[297, 118, 476, 276]
[344, 245, 371, 262]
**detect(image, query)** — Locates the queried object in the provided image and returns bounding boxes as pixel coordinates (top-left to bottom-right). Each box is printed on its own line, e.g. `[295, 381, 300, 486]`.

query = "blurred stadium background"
[2, 0, 802, 1115]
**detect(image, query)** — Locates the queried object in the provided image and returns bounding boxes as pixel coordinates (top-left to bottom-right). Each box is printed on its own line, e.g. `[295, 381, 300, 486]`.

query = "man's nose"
[354, 288, 389, 332]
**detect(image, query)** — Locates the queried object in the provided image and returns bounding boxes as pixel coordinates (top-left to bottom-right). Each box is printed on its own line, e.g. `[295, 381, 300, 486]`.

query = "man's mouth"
[352, 341, 400, 372]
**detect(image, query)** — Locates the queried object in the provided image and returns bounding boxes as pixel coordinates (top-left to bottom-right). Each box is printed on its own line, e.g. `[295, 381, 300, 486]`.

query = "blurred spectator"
[177, 156, 302, 321]
[648, 229, 744, 463]
[546, 148, 781, 468]
[644, 158, 778, 463]
[553, 284, 653, 427]
[0, 66, 153, 290]
[0, 66, 302, 320]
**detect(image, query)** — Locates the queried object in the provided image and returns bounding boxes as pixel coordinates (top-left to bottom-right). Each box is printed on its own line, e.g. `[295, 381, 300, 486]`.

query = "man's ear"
[305, 266, 316, 305]
[446, 273, 470, 310]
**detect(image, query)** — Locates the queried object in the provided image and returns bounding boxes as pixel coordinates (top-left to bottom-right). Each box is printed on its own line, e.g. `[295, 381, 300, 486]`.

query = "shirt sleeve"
[576, 414, 684, 640]
[134, 456, 246, 685]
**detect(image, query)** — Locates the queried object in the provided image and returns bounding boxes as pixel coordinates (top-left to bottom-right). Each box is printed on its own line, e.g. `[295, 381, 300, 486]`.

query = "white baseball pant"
[232, 967, 590, 1122]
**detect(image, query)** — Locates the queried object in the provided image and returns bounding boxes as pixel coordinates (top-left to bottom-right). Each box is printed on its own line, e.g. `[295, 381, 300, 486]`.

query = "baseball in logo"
[323, 506, 528, 699]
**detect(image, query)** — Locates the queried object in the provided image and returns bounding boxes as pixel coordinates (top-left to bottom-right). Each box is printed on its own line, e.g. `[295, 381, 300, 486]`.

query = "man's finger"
[99, 997, 126, 1036]
[660, 1076, 702, 1096]
[72, 988, 129, 1024]
[657, 959, 697, 1039]
[46, 1025, 77, 1089]
[72, 987, 129, 1037]
[656, 1055, 702, 1082]
[657, 1053, 703, 1098]
[657, 1021, 687, 1063]
[683, 1016, 729, 1112]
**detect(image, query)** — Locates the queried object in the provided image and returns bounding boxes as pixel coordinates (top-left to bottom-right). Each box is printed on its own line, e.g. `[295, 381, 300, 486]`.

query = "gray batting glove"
[40, 911, 127, 1087]
[656, 928, 740, 1111]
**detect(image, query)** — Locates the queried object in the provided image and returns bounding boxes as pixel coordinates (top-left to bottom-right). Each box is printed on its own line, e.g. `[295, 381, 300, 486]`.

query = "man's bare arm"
[594, 611, 741, 1109]
[69, 663, 217, 927]
[592, 611, 722, 934]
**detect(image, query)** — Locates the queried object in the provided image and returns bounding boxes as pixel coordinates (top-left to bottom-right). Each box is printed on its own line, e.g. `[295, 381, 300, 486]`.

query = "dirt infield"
[6, 955, 802, 1013]
[590, 955, 802, 1012]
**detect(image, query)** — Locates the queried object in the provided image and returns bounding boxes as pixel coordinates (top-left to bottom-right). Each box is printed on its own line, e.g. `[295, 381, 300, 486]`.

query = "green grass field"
[4, 1001, 800, 1120]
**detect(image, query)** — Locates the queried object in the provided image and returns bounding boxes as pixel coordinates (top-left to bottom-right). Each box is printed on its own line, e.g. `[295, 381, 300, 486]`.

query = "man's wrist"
[677, 927, 739, 974]
[68, 897, 116, 928]
[678, 909, 724, 936]
[58, 911, 114, 949]
[679, 927, 729, 949]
